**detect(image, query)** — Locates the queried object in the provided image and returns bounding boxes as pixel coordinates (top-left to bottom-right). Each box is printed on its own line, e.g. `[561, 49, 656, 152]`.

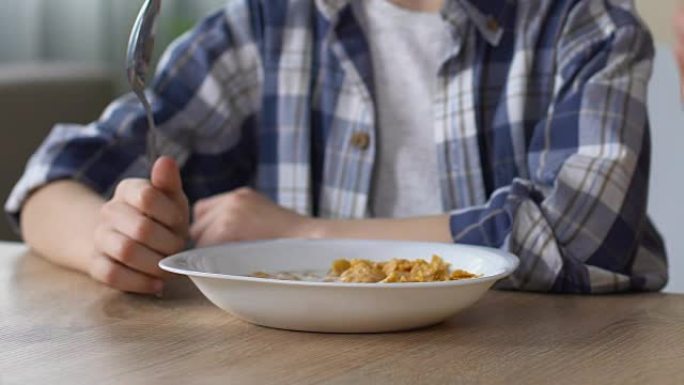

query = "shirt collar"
[315, 0, 513, 47]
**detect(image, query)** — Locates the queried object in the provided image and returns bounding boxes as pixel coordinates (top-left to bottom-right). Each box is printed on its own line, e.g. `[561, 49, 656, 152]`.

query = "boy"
[7, 0, 667, 295]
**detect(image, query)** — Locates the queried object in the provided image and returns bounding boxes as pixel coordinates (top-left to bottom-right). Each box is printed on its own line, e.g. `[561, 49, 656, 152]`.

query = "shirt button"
[350, 132, 370, 150]
[486, 17, 500, 32]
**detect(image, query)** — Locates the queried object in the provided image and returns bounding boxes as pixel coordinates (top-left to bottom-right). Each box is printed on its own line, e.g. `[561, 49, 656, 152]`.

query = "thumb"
[151, 156, 184, 200]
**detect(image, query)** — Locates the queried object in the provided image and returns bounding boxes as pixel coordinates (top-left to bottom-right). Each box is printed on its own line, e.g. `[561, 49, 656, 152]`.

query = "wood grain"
[1, 244, 683, 385]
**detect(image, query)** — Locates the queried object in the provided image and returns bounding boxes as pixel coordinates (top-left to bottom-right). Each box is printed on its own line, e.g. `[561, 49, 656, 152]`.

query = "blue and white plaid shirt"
[6, 0, 668, 293]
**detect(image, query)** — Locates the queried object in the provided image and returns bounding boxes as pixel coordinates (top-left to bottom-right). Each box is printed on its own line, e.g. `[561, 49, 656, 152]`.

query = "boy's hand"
[190, 188, 313, 247]
[90, 157, 189, 295]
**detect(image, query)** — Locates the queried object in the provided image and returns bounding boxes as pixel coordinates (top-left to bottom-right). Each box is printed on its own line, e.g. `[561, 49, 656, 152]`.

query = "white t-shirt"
[353, 0, 450, 218]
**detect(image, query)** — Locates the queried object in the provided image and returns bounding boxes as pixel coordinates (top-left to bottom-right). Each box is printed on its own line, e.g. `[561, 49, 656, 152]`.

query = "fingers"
[193, 195, 222, 219]
[190, 210, 229, 247]
[116, 179, 185, 231]
[151, 156, 185, 201]
[190, 189, 248, 246]
[193, 221, 233, 247]
[102, 201, 186, 256]
[89, 254, 164, 295]
[190, 188, 265, 247]
[191, 193, 233, 241]
[189, 209, 214, 243]
[92, 169, 189, 296]
[94, 226, 169, 279]
[193, 187, 253, 220]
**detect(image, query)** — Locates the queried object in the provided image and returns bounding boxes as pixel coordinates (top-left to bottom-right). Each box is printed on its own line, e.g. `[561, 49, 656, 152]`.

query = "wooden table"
[1, 242, 683, 385]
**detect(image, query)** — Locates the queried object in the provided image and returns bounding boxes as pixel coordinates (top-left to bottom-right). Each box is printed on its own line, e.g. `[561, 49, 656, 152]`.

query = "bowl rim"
[159, 238, 520, 289]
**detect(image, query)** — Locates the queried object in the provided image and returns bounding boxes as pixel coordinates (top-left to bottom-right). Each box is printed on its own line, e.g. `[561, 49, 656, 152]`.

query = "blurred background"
[0, 0, 225, 236]
[0, 0, 226, 90]
[0, 0, 682, 292]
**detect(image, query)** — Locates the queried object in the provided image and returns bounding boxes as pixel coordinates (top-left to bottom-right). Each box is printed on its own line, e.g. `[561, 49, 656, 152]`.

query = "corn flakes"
[329, 255, 478, 283]
[250, 255, 479, 283]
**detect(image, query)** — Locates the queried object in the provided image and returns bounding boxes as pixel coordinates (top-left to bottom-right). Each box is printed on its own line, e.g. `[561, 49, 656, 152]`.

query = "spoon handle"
[126, 0, 162, 169]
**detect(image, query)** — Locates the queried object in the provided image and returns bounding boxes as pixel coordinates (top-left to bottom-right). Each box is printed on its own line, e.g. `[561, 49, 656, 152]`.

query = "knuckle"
[191, 208, 203, 225]
[132, 217, 154, 241]
[137, 185, 157, 212]
[223, 200, 237, 212]
[99, 202, 115, 220]
[100, 261, 121, 286]
[113, 181, 126, 198]
[115, 179, 135, 197]
[93, 226, 108, 252]
[117, 238, 137, 264]
[194, 198, 209, 212]
[232, 187, 253, 201]
[227, 192, 247, 207]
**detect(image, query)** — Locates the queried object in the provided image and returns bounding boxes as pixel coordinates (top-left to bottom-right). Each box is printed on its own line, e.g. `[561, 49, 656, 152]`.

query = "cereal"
[250, 255, 479, 283]
[333, 255, 477, 283]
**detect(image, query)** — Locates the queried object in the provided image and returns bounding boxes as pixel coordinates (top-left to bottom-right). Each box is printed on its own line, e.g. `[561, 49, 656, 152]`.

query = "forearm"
[304, 215, 453, 243]
[21, 180, 104, 274]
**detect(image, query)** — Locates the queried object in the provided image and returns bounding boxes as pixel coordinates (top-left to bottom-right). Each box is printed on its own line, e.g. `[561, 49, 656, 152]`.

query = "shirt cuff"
[449, 181, 533, 248]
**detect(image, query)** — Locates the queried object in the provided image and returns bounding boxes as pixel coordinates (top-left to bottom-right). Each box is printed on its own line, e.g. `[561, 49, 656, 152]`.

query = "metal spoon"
[126, 0, 162, 168]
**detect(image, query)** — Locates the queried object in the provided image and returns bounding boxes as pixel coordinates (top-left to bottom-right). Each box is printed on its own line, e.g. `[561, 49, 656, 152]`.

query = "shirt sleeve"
[4, 2, 262, 233]
[447, 3, 667, 293]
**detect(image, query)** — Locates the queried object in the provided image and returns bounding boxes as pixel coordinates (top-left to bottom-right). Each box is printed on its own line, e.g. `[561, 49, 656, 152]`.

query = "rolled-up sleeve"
[448, 4, 667, 293]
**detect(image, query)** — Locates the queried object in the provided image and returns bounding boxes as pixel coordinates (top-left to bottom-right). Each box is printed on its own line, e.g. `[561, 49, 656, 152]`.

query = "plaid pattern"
[6, 0, 667, 293]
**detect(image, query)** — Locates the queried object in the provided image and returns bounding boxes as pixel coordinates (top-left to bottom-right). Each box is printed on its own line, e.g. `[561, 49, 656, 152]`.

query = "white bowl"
[159, 239, 519, 333]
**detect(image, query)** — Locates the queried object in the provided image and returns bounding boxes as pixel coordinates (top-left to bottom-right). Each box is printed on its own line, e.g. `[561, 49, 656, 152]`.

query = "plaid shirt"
[6, 0, 668, 293]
